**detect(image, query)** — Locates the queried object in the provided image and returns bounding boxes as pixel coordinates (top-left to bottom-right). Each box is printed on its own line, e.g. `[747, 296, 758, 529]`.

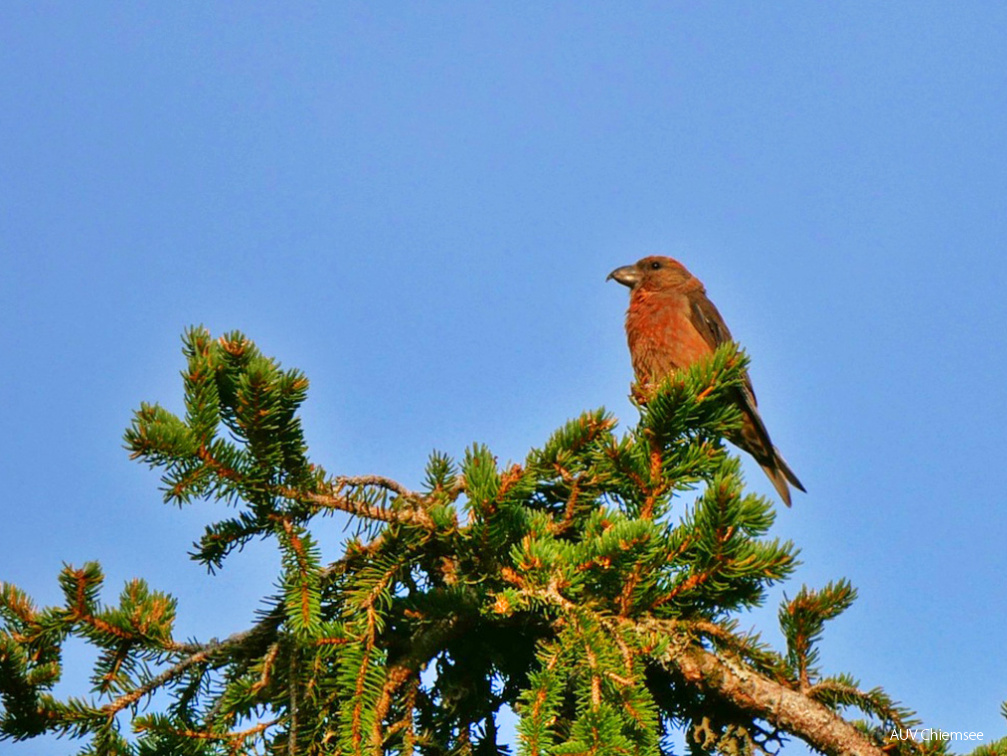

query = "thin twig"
[103, 610, 283, 716]
[335, 475, 419, 500]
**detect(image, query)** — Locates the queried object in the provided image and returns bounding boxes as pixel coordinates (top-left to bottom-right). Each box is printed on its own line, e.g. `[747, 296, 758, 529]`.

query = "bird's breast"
[625, 290, 713, 386]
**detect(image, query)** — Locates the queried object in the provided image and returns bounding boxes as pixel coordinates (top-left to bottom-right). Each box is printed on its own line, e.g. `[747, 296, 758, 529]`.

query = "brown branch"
[98, 644, 131, 693]
[635, 618, 885, 756]
[383, 675, 420, 747]
[497, 464, 526, 504]
[197, 439, 439, 529]
[643, 439, 663, 519]
[651, 568, 713, 609]
[450, 474, 466, 496]
[196, 444, 242, 482]
[555, 476, 581, 533]
[250, 642, 280, 694]
[335, 475, 419, 501]
[283, 471, 459, 530]
[279, 485, 436, 529]
[372, 665, 416, 752]
[616, 569, 641, 617]
[370, 615, 467, 751]
[604, 442, 648, 494]
[144, 717, 280, 743]
[102, 609, 284, 716]
[102, 645, 214, 716]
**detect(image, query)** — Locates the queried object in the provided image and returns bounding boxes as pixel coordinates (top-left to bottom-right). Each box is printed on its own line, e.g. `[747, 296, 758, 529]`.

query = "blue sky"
[2, 3, 1006, 753]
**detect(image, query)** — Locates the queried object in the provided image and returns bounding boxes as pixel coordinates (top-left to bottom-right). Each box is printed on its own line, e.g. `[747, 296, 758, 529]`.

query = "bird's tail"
[760, 448, 806, 508]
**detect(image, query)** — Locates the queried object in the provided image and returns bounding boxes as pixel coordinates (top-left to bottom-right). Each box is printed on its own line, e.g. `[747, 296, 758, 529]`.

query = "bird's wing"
[687, 290, 758, 401]
[687, 289, 731, 347]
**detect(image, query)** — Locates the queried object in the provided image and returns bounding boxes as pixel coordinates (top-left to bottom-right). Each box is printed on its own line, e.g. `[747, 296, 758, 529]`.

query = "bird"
[607, 255, 805, 506]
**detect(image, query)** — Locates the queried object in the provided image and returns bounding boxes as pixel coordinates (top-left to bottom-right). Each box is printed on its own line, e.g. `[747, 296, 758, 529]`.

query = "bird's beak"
[606, 265, 640, 288]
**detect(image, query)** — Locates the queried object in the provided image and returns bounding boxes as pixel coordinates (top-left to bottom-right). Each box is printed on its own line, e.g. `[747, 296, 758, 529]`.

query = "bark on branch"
[666, 639, 884, 756]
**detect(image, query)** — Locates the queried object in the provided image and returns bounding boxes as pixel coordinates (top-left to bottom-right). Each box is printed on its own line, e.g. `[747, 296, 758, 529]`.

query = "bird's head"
[606, 256, 695, 292]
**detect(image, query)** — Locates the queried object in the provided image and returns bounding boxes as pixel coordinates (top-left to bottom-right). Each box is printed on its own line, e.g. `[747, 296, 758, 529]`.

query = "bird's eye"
[649, 261, 662, 270]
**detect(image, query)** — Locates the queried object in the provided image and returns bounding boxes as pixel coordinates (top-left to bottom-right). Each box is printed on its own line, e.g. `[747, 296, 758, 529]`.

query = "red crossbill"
[608, 255, 805, 506]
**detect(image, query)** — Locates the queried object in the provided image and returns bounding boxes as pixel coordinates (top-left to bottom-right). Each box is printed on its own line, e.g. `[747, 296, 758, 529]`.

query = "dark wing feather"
[688, 290, 757, 402]
[687, 291, 732, 349]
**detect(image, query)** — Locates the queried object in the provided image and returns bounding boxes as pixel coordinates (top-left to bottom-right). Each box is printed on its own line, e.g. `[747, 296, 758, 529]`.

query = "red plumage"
[608, 255, 805, 506]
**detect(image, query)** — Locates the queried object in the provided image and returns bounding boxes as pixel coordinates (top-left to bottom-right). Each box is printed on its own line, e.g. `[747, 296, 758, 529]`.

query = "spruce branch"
[673, 639, 883, 756]
[101, 606, 285, 718]
[284, 481, 438, 529]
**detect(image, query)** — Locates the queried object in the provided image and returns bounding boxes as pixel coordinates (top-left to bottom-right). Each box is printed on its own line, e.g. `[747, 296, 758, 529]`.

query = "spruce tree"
[0, 328, 996, 755]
